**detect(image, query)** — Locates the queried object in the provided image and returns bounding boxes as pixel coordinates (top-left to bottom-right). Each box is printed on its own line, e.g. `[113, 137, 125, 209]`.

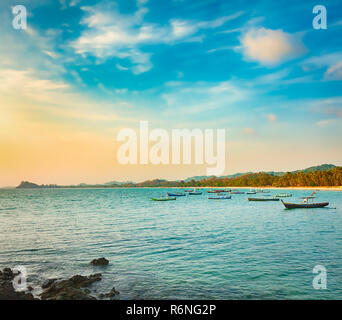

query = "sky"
[0, 0, 342, 186]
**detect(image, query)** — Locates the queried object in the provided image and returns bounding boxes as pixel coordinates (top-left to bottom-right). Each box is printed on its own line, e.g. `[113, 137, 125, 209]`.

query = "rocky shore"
[0, 268, 35, 300]
[0, 258, 120, 300]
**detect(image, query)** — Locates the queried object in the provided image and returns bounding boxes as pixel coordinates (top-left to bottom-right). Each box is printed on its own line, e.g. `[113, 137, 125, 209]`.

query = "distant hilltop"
[185, 164, 337, 182]
[16, 181, 58, 189]
[16, 164, 341, 188]
[17, 181, 40, 188]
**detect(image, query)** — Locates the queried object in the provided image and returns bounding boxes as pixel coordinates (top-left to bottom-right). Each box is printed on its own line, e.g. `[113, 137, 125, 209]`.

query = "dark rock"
[41, 278, 58, 289]
[90, 258, 109, 266]
[40, 273, 102, 300]
[0, 268, 15, 280]
[105, 287, 120, 298]
[0, 268, 35, 300]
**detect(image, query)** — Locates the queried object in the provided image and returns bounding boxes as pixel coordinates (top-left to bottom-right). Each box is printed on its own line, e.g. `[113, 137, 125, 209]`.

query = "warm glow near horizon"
[1, 0, 342, 187]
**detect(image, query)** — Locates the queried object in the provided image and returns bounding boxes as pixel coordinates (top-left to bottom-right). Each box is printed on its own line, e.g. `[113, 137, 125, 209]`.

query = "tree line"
[133, 167, 342, 187]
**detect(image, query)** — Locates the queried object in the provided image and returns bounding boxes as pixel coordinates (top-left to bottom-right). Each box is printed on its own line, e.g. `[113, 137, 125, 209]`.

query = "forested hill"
[16, 166, 342, 188]
[173, 167, 342, 188]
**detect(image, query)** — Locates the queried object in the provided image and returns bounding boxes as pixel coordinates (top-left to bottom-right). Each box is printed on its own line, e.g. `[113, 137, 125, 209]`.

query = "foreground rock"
[105, 286, 120, 298]
[0, 268, 35, 300]
[1, 266, 119, 300]
[90, 257, 109, 266]
[40, 273, 102, 300]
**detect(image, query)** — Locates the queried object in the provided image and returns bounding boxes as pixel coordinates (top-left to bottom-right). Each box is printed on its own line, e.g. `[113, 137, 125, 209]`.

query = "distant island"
[16, 164, 342, 189]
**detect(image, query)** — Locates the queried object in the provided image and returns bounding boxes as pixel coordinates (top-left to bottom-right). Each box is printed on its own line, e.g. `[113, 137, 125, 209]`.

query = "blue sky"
[0, 0, 342, 185]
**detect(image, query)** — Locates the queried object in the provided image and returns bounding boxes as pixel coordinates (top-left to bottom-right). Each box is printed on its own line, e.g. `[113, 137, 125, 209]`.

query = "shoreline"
[5, 186, 342, 191]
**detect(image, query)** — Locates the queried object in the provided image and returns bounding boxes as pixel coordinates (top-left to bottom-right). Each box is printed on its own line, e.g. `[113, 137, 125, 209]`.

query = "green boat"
[150, 197, 176, 201]
[275, 193, 292, 197]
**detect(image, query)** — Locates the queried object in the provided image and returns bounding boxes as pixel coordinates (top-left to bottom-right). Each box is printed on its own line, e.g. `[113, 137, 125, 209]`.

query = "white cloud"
[240, 28, 305, 65]
[244, 127, 255, 135]
[0, 69, 69, 93]
[161, 80, 252, 117]
[267, 114, 277, 122]
[316, 119, 336, 127]
[116, 63, 129, 71]
[71, 2, 243, 74]
[43, 50, 58, 59]
[324, 61, 342, 80]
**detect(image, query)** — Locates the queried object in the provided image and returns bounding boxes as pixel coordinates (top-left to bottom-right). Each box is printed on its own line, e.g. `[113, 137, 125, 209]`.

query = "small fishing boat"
[167, 192, 186, 197]
[275, 193, 292, 197]
[207, 190, 218, 193]
[281, 192, 328, 209]
[281, 200, 329, 209]
[248, 197, 279, 201]
[189, 192, 202, 195]
[208, 196, 232, 200]
[150, 197, 176, 201]
[230, 191, 245, 194]
[246, 191, 256, 194]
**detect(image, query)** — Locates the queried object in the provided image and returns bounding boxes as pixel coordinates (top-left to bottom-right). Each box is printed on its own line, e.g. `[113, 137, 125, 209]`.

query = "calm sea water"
[0, 188, 341, 299]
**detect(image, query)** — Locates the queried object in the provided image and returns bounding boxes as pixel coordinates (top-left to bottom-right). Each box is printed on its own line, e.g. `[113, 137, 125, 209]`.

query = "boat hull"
[167, 193, 186, 197]
[248, 198, 279, 201]
[281, 200, 329, 209]
[208, 196, 232, 200]
[151, 197, 176, 201]
[189, 192, 202, 195]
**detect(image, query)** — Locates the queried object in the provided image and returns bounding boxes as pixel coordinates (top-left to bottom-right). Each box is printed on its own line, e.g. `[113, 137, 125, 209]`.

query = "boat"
[246, 191, 256, 194]
[281, 200, 329, 209]
[150, 197, 176, 201]
[167, 192, 186, 197]
[207, 190, 218, 193]
[248, 197, 279, 201]
[281, 192, 328, 209]
[230, 191, 245, 194]
[208, 196, 232, 200]
[275, 193, 292, 197]
[189, 192, 202, 195]
[184, 189, 194, 192]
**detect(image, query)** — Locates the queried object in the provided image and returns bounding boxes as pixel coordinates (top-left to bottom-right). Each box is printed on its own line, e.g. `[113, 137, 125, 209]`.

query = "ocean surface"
[0, 188, 341, 299]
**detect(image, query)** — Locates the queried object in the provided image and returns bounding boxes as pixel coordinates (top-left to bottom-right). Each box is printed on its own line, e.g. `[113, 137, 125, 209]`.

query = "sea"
[0, 188, 341, 299]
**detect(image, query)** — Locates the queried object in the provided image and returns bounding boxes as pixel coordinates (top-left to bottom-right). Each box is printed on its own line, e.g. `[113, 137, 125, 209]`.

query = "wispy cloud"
[324, 61, 342, 80]
[0, 69, 69, 94]
[302, 52, 342, 80]
[316, 119, 337, 127]
[71, 2, 243, 74]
